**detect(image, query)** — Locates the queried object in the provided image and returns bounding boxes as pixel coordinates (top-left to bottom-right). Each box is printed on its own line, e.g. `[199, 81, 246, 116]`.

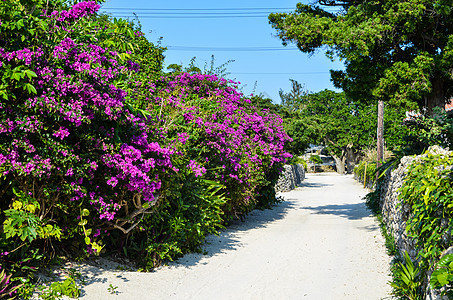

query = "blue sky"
[100, 0, 344, 103]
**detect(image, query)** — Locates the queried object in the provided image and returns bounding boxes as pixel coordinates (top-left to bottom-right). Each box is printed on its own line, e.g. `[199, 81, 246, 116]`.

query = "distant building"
[303, 145, 336, 169]
[446, 99, 453, 115]
[405, 99, 453, 120]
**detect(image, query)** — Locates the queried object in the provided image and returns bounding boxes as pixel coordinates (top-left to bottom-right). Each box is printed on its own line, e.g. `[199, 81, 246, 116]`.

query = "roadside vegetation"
[0, 1, 292, 298]
[268, 0, 453, 298]
[2, 0, 453, 299]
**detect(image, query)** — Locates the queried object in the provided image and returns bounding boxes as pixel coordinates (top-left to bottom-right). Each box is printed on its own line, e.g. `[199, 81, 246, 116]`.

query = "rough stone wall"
[379, 155, 418, 260]
[379, 146, 452, 261]
[275, 164, 305, 193]
[378, 146, 452, 299]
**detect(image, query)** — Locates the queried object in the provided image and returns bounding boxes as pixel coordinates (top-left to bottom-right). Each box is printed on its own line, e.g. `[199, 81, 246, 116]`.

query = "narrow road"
[78, 174, 392, 300]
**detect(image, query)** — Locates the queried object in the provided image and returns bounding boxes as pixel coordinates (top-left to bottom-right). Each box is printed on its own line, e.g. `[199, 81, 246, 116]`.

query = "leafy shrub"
[0, 0, 293, 290]
[128, 72, 292, 216]
[286, 155, 308, 170]
[1, 0, 171, 267]
[430, 253, 453, 298]
[363, 188, 380, 215]
[390, 151, 453, 297]
[137, 179, 227, 269]
[38, 277, 80, 300]
[390, 251, 423, 300]
[399, 152, 453, 266]
[309, 154, 323, 165]
[403, 108, 453, 155]
[300, 159, 308, 171]
[354, 161, 377, 186]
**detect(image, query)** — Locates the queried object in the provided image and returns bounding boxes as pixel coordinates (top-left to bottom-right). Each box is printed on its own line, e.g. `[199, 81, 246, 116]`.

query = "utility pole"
[376, 100, 384, 169]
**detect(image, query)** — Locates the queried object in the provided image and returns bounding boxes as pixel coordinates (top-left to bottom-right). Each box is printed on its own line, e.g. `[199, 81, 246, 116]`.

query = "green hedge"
[354, 161, 377, 187]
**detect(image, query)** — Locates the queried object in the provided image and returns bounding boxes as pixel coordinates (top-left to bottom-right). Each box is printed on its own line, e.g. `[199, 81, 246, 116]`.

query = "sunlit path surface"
[77, 174, 392, 300]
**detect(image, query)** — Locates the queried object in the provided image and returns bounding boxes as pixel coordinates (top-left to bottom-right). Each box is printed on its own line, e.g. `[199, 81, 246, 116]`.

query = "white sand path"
[75, 173, 392, 300]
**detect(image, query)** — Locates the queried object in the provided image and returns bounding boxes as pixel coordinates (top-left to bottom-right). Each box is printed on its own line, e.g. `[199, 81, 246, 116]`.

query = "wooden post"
[376, 100, 384, 180]
[363, 161, 367, 188]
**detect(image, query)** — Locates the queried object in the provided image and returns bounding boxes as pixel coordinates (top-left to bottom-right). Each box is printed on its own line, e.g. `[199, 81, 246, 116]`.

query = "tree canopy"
[270, 80, 408, 173]
[269, 0, 453, 113]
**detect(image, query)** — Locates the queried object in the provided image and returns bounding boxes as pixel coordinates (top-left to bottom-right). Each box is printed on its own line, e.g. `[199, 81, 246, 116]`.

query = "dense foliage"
[0, 0, 292, 297]
[269, 0, 453, 114]
[403, 108, 453, 155]
[363, 149, 453, 299]
[353, 161, 377, 187]
[396, 152, 453, 298]
[274, 81, 409, 173]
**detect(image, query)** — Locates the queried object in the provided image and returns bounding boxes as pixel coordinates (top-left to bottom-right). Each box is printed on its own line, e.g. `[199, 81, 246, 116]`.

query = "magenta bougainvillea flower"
[0, 0, 292, 268]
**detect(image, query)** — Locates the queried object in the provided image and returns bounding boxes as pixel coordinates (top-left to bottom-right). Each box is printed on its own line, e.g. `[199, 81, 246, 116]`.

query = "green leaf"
[437, 273, 449, 286]
[25, 83, 37, 94]
[16, 19, 24, 29]
[11, 72, 21, 81]
[24, 70, 37, 79]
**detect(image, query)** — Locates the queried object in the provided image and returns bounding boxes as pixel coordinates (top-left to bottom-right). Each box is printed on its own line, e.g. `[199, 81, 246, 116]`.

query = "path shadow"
[298, 181, 333, 189]
[36, 199, 297, 298]
[303, 202, 373, 221]
[167, 199, 297, 269]
[52, 199, 295, 297]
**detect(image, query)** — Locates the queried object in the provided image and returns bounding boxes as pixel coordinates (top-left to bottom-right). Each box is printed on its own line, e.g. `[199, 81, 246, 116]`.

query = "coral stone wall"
[378, 146, 452, 299]
[275, 164, 305, 193]
[379, 155, 419, 259]
[379, 146, 452, 260]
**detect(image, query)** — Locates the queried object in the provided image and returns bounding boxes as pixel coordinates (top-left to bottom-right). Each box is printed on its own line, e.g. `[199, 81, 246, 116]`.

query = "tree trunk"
[345, 146, 358, 174]
[332, 153, 346, 175]
[376, 100, 384, 170]
[425, 79, 447, 116]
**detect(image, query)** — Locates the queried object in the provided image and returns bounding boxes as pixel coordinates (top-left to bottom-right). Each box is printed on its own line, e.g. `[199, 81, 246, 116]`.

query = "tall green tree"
[277, 82, 408, 173]
[302, 90, 376, 173]
[278, 79, 309, 112]
[269, 0, 453, 114]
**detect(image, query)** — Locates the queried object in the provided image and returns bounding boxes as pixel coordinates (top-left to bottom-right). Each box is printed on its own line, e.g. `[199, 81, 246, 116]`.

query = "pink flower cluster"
[140, 73, 292, 204]
[0, 3, 173, 223]
[48, 1, 100, 22]
[53, 126, 70, 140]
[102, 143, 170, 202]
[187, 160, 206, 177]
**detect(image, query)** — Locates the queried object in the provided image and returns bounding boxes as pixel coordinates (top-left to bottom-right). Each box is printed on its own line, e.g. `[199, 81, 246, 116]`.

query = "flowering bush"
[122, 73, 291, 268]
[0, 0, 170, 276]
[128, 72, 292, 215]
[0, 269, 21, 300]
[0, 0, 292, 285]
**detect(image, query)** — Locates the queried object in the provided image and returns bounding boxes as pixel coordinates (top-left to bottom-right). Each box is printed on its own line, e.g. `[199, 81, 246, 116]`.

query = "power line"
[107, 14, 268, 19]
[102, 7, 294, 11]
[102, 12, 279, 15]
[103, 14, 276, 19]
[165, 46, 299, 52]
[101, 6, 340, 18]
[231, 72, 330, 75]
[100, 7, 294, 18]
